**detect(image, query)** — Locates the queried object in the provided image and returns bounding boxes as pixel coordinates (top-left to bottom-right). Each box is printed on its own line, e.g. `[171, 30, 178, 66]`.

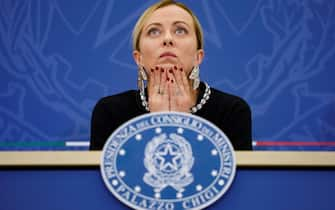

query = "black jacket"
[90, 82, 252, 150]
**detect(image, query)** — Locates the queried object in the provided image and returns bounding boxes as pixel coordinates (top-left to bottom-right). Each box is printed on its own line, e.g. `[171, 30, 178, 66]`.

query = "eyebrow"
[144, 21, 190, 31]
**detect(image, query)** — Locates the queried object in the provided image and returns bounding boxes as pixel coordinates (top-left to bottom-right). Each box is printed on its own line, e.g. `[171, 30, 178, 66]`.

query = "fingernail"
[155, 66, 159, 70]
[180, 68, 183, 72]
[161, 68, 164, 73]
[150, 68, 154, 72]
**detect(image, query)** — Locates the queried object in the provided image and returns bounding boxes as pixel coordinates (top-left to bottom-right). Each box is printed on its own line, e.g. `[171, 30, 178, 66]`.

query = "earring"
[189, 66, 200, 90]
[138, 66, 147, 93]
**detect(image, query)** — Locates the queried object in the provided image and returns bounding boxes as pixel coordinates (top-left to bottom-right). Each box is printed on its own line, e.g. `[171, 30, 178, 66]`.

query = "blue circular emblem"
[101, 112, 236, 210]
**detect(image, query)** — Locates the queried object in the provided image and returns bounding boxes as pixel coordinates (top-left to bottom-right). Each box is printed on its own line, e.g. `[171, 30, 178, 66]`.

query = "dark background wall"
[1, 0, 334, 150]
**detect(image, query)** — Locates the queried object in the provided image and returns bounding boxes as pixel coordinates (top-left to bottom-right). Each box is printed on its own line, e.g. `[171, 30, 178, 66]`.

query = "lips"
[159, 52, 177, 58]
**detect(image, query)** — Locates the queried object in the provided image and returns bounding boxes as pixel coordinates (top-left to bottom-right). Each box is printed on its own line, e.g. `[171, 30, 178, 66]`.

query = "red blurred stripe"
[255, 141, 335, 146]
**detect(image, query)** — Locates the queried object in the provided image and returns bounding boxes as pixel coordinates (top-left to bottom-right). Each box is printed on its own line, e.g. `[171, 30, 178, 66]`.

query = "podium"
[1, 151, 334, 210]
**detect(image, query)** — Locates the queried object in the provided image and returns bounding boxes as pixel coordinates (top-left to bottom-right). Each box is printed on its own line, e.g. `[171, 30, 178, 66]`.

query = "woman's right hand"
[147, 66, 170, 112]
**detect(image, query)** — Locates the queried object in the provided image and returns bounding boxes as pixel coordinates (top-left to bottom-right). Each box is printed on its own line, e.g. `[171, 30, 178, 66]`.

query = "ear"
[133, 50, 142, 66]
[195, 49, 204, 66]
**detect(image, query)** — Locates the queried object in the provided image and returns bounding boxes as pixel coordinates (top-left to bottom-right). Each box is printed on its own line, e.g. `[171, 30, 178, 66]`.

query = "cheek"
[140, 40, 154, 53]
[139, 36, 161, 55]
[139, 39, 158, 66]
[178, 40, 198, 72]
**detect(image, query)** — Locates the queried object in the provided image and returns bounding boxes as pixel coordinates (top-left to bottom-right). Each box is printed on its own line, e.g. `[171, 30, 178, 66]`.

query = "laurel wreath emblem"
[143, 133, 194, 193]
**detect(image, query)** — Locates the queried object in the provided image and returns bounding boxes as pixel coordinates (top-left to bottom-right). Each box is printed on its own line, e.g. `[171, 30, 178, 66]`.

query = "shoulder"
[198, 85, 251, 124]
[95, 90, 137, 106]
[93, 90, 138, 113]
[209, 87, 250, 112]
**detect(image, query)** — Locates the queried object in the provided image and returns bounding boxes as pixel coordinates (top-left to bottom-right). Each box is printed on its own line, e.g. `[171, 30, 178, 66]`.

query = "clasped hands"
[147, 65, 197, 113]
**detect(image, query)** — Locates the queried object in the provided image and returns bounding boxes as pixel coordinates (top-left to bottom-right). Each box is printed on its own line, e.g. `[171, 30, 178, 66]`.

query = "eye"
[175, 27, 188, 35]
[147, 28, 161, 36]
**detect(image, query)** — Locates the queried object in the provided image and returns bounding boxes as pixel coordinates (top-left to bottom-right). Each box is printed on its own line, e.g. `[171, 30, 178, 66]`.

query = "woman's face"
[133, 5, 204, 75]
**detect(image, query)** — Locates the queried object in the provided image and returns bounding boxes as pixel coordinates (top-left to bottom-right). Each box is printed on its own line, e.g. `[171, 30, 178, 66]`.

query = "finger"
[159, 67, 167, 94]
[153, 66, 161, 94]
[167, 79, 174, 109]
[172, 66, 185, 93]
[147, 67, 155, 90]
[168, 78, 177, 111]
[148, 66, 158, 96]
[167, 67, 173, 85]
[168, 70, 180, 97]
[161, 74, 169, 99]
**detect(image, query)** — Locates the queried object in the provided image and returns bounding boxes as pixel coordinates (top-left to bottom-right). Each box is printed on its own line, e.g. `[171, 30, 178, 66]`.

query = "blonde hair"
[132, 0, 204, 51]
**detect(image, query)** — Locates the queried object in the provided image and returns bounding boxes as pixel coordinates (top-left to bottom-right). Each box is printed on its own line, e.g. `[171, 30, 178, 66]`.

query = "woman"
[90, 0, 252, 150]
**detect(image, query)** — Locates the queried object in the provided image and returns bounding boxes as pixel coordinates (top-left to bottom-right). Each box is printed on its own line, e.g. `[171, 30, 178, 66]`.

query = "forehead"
[144, 5, 194, 26]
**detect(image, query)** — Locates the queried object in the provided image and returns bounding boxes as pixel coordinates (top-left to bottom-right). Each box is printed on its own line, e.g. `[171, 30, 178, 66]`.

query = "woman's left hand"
[167, 66, 197, 113]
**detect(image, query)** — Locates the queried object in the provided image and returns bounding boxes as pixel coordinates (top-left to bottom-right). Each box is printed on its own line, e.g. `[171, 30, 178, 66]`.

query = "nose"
[163, 40, 173, 46]
[162, 32, 174, 47]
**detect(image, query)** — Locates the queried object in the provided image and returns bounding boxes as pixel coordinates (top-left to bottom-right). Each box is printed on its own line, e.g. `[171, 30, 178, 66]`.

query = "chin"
[157, 61, 178, 69]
